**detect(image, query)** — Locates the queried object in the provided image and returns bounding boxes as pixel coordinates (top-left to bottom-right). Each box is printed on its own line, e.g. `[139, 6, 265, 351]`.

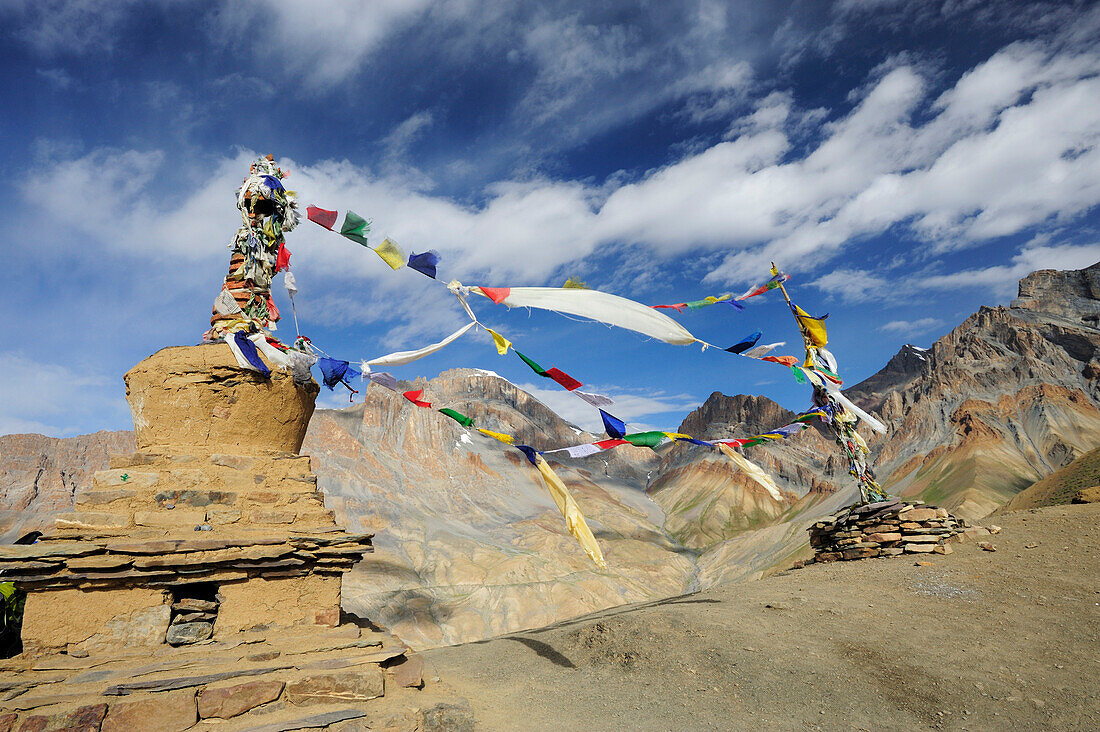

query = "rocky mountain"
[846, 262, 1100, 518]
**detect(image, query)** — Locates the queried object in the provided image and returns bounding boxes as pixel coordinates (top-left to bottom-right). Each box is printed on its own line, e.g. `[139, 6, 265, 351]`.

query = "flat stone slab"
[243, 708, 368, 732]
[285, 670, 384, 705]
[105, 665, 291, 695]
[198, 679, 284, 719]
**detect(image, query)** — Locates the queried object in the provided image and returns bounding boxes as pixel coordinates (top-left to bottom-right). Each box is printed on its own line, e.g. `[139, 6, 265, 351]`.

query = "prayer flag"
[364, 370, 399, 391]
[275, 242, 291, 272]
[339, 210, 371, 246]
[283, 271, 298, 298]
[726, 331, 762, 354]
[408, 250, 440, 279]
[439, 408, 475, 427]
[477, 428, 514, 445]
[516, 350, 546, 376]
[476, 286, 512, 304]
[600, 410, 626, 439]
[793, 304, 828, 347]
[403, 389, 432, 408]
[594, 438, 629, 450]
[762, 355, 800, 366]
[624, 431, 665, 448]
[306, 205, 338, 231]
[741, 342, 784, 359]
[318, 357, 359, 390]
[532, 455, 607, 569]
[543, 443, 605, 459]
[374, 238, 405, 270]
[544, 368, 582, 391]
[228, 332, 270, 377]
[790, 366, 807, 384]
[716, 443, 782, 501]
[574, 390, 614, 408]
[486, 328, 512, 355]
[514, 445, 540, 466]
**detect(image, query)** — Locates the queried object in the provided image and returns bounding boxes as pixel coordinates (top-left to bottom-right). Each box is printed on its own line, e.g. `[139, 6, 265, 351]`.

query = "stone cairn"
[0, 344, 472, 730]
[807, 499, 977, 562]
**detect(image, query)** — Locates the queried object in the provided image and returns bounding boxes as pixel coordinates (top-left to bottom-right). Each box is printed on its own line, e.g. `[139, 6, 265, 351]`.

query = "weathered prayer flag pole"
[770, 262, 887, 504]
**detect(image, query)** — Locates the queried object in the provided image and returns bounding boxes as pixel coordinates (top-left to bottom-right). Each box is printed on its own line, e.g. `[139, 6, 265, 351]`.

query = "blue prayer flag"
[600, 409, 627, 439]
[725, 330, 762, 354]
[407, 250, 440, 279]
[233, 332, 270, 377]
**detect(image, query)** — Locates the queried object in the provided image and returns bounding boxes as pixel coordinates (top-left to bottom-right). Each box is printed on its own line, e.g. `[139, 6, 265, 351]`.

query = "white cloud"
[0, 352, 126, 437]
[878, 317, 944, 334]
[915, 242, 1100, 298]
[811, 268, 890, 303]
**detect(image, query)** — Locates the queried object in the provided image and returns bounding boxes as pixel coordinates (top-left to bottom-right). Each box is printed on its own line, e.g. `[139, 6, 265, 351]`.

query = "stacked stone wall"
[808, 500, 967, 562]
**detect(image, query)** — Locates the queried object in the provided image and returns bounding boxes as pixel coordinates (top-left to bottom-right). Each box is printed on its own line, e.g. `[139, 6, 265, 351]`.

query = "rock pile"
[808, 499, 976, 562]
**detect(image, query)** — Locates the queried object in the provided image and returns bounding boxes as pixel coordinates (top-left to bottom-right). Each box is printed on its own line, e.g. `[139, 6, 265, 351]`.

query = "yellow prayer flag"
[374, 238, 405, 270]
[533, 456, 607, 569]
[793, 304, 828, 347]
[716, 443, 782, 501]
[662, 432, 693, 440]
[476, 428, 514, 445]
[486, 328, 512, 355]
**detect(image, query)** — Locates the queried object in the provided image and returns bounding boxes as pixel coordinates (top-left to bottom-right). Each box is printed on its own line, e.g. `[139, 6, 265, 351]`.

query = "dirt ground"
[427, 503, 1100, 731]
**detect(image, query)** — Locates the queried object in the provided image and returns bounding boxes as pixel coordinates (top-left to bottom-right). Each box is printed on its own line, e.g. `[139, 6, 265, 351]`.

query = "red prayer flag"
[266, 296, 280, 323]
[403, 389, 432, 408]
[593, 438, 629, 450]
[651, 303, 688, 311]
[477, 286, 512, 304]
[544, 368, 582, 391]
[275, 242, 291, 272]
[761, 355, 799, 366]
[306, 205, 338, 231]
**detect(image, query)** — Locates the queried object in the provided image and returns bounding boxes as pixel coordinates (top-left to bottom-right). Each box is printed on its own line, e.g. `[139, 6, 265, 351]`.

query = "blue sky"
[2, 0, 1099, 439]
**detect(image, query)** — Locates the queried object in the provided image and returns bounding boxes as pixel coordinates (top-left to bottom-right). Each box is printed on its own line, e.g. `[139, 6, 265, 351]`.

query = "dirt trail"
[427, 503, 1100, 731]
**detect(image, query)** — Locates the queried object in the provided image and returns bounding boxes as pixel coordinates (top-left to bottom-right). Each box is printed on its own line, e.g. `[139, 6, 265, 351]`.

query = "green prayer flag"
[515, 350, 547, 376]
[686, 299, 709, 310]
[790, 365, 807, 384]
[624, 431, 666, 449]
[438, 408, 475, 427]
[339, 210, 371, 246]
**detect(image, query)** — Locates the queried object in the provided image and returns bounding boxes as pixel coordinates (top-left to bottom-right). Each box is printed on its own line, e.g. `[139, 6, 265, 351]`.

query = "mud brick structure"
[0, 344, 373, 654]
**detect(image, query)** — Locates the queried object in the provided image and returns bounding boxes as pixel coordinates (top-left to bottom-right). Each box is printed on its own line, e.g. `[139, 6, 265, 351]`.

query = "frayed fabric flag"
[374, 238, 405, 270]
[741, 342, 784, 359]
[403, 389, 432, 408]
[790, 365, 808, 384]
[762, 355, 800, 366]
[318, 357, 359, 390]
[532, 455, 607, 569]
[306, 205, 338, 231]
[230, 332, 270, 377]
[367, 322, 476, 368]
[439, 408, 475, 427]
[600, 410, 626, 439]
[283, 271, 298, 298]
[486, 328, 512, 356]
[408, 250, 440, 279]
[542, 443, 605, 459]
[339, 210, 371, 246]
[726, 331, 762, 354]
[214, 289, 241, 315]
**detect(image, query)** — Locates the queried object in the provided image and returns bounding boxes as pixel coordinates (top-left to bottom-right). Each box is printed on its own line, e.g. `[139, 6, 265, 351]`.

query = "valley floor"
[427, 503, 1100, 731]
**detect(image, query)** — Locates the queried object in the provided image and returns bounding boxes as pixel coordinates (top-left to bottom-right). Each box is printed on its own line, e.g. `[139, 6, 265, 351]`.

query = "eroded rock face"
[124, 344, 318, 456]
[847, 261, 1100, 518]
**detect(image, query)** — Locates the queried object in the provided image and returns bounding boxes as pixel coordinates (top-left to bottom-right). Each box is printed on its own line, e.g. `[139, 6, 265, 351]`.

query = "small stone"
[988, 524, 1002, 534]
[173, 598, 218, 612]
[102, 688, 196, 732]
[165, 621, 213, 646]
[897, 507, 937, 522]
[173, 612, 216, 624]
[977, 541, 997, 552]
[932, 544, 953, 555]
[285, 670, 384, 705]
[198, 679, 284, 719]
[914, 561, 934, 566]
[904, 544, 936, 553]
[1024, 542, 1039, 549]
[815, 552, 841, 562]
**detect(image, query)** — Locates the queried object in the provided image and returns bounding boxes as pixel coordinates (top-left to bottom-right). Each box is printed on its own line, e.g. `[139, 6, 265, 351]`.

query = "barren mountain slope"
[847, 263, 1100, 518]
[1002, 444, 1100, 510]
